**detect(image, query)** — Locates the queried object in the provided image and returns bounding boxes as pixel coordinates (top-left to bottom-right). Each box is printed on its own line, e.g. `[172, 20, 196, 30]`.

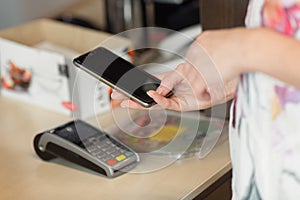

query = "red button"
[107, 159, 116, 165]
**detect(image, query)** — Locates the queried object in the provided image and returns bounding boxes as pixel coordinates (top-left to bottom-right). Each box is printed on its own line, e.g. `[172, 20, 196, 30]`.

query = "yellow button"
[116, 154, 126, 161]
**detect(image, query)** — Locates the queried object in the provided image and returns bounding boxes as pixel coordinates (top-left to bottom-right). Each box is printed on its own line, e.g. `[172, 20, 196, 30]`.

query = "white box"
[0, 19, 130, 118]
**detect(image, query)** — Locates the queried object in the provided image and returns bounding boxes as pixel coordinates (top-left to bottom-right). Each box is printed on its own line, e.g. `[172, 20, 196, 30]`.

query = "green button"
[125, 151, 133, 157]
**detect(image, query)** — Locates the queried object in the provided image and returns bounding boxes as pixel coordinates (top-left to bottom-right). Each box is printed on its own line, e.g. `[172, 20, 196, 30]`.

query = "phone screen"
[74, 47, 163, 106]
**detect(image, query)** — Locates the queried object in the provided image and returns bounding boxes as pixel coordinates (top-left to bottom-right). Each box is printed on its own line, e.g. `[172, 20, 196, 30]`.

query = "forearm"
[241, 28, 300, 88]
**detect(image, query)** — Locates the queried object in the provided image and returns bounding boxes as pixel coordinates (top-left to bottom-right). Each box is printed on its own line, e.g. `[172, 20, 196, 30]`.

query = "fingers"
[117, 91, 179, 111]
[111, 66, 185, 110]
[111, 68, 183, 100]
[111, 90, 145, 109]
[147, 89, 211, 111]
[147, 90, 181, 111]
[111, 90, 127, 100]
[156, 66, 184, 96]
[120, 99, 147, 110]
[152, 73, 165, 80]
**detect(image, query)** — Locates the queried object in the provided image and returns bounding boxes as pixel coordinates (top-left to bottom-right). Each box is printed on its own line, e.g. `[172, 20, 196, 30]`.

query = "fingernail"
[111, 92, 115, 98]
[120, 101, 127, 108]
[111, 90, 118, 98]
[147, 90, 154, 97]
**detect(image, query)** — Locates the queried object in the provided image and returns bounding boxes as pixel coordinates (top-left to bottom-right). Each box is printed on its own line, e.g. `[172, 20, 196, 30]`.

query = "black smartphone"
[73, 47, 172, 107]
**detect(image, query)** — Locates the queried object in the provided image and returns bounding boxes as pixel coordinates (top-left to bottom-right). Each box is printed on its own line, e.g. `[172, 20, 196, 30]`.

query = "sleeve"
[245, 0, 265, 28]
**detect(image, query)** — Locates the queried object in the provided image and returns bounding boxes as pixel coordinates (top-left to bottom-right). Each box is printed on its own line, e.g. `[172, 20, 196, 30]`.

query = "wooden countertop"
[0, 96, 231, 200]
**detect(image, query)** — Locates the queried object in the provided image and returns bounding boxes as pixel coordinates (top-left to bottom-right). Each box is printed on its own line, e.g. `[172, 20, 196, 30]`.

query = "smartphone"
[73, 47, 172, 107]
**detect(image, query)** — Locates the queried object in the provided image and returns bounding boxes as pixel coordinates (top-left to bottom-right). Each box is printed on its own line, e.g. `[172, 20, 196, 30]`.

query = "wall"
[200, 0, 249, 30]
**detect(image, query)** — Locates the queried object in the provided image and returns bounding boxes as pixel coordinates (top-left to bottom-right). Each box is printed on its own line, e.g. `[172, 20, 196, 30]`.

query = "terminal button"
[107, 159, 117, 165]
[116, 154, 126, 161]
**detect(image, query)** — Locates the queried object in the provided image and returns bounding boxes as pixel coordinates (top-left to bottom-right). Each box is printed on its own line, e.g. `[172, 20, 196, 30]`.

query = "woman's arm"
[241, 28, 300, 88]
[113, 27, 300, 111]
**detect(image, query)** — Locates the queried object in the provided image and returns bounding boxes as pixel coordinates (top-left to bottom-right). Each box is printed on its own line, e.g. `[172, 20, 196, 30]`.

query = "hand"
[111, 67, 237, 111]
[112, 69, 232, 111]
[145, 65, 238, 111]
[113, 28, 250, 111]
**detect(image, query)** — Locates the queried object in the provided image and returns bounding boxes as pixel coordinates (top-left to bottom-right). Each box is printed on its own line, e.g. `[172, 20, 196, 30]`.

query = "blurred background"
[0, 0, 201, 32]
[0, 0, 249, 119]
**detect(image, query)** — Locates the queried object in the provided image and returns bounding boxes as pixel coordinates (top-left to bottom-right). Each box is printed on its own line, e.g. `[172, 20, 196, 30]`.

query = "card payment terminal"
[33, 120, 139, 178]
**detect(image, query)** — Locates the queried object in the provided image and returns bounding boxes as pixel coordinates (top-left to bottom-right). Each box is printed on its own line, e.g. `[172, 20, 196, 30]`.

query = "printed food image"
[1, 61, 32, 91]
[110, 111, 222, 156]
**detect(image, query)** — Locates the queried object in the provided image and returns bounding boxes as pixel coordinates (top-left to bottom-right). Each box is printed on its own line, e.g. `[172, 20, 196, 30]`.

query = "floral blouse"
[229, 0, 300, 199]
